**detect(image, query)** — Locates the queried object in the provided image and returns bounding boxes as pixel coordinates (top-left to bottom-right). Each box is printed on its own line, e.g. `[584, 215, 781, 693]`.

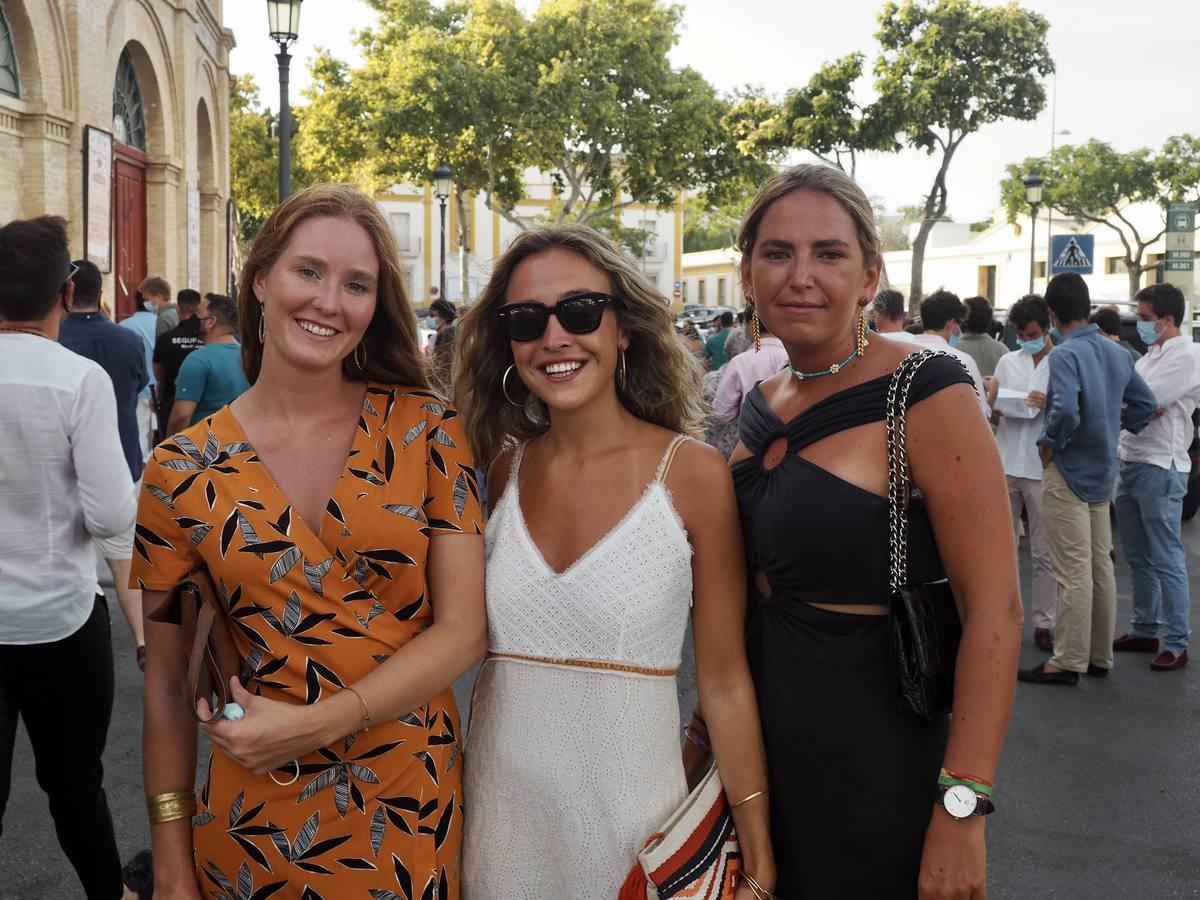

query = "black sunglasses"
[497, 293, 617, 342]
[60, 263, 80, 293]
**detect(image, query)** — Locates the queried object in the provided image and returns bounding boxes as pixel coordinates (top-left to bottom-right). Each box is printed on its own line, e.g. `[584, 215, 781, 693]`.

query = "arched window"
[0, 4, 19, 99]
[112, 48, 146, 150]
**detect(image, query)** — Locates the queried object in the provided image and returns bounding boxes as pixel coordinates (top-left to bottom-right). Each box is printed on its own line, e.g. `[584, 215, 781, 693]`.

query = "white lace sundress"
[462, 435, 694, 899]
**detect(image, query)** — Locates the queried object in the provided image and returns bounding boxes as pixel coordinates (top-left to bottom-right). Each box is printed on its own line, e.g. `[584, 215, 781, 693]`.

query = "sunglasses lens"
[503, 307, 548, 342]
[558, 298, 606, 334]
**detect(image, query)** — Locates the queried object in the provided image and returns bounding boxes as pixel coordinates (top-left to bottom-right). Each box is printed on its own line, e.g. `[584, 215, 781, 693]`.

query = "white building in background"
[376, 170, 684, 308]
[679, 247, 744, 311]
[882, 201, 1198, 312]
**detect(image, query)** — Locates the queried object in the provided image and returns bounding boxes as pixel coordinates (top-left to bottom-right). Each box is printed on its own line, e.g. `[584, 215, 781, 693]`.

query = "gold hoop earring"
[751, 307, 762, 354]
[616, 348, 627, 392]
[258, 304, 266, 343]
[502, 365, 524, 408]
[856, 305, 869, 358]
[354, 342, 367, 371]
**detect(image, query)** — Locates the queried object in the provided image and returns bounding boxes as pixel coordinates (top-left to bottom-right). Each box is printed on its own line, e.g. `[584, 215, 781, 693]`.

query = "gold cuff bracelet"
[147, 789, 197, 825]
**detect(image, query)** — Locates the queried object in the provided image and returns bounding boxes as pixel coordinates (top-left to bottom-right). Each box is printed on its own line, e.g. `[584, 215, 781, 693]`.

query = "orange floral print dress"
[131, 385, 482, 900]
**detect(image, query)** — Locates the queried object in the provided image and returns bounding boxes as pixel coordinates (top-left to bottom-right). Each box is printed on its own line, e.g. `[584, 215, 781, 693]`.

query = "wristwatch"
[938, 783, 995, 819]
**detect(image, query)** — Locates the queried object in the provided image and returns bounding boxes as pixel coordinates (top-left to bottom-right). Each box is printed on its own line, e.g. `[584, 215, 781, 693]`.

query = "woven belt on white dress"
[486, 650, 677, 677]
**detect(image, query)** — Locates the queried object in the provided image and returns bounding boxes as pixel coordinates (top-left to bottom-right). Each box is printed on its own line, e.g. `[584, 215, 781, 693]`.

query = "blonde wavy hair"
[454, 224, 704, 466]
[237, 183, 429, 389]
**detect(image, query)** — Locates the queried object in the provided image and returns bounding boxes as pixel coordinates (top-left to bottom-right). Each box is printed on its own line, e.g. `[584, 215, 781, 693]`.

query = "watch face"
[942, 784, 978, 819]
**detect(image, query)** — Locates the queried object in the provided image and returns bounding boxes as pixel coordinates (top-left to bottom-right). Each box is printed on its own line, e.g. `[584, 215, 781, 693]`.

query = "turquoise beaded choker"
[787, 346, 860, 381]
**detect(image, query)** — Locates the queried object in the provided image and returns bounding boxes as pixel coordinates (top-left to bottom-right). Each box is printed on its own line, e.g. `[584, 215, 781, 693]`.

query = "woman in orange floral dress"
[135, 185, 486, 900]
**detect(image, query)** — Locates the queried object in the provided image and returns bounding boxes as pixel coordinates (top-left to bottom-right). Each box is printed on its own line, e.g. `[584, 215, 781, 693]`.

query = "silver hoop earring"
[502, 365, 524, 408]
[269, 759, 300, 787]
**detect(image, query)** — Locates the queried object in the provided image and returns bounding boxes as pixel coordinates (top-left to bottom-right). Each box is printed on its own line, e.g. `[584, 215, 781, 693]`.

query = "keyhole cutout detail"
[762, 435, 789, 471]
[754, 568, 774, 600]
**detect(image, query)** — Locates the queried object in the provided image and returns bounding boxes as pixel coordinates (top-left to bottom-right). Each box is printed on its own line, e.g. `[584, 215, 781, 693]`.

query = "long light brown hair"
[237, 183, 429, 389]
[454, 225, 704, 467]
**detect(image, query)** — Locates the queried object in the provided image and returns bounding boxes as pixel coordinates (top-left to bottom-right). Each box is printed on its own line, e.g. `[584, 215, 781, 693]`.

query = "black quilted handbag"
[886, 351, 964, 720]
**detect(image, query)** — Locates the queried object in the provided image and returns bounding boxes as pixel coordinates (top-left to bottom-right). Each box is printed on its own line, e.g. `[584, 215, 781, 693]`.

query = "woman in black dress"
[725, 164, 1022, 898]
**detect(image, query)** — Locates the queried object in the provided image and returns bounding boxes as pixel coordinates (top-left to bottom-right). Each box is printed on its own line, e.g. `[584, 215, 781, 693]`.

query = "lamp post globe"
[1023, 172, 1044, 293]
[266, 0, 303, 200]
[433, 163, 453, 302]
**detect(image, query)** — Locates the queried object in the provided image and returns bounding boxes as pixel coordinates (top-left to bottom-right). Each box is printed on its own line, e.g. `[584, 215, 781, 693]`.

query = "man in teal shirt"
[168, 293, 249, 433]
[704, 311, 735, 370]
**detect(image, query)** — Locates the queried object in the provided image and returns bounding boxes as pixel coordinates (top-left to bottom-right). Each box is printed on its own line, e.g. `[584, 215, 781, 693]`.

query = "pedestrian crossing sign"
[1050, 234, 1094, 274]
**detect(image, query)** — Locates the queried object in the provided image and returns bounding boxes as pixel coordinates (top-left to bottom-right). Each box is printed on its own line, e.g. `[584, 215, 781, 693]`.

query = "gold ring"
[268, 759, 300, 787]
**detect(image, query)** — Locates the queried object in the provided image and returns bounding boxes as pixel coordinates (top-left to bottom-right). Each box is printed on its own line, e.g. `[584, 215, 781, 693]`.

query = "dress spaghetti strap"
[655, 434, 690, 484]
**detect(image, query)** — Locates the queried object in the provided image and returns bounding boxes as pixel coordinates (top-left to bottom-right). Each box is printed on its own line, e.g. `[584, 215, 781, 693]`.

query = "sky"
[225, 0, 1196, 223]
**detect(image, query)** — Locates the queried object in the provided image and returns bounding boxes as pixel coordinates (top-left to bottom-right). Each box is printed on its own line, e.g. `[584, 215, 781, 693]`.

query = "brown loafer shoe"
[1113, 634, 1159, 653]
[1150, 650, 1188, 672]
[1034, 628, 1054, 653]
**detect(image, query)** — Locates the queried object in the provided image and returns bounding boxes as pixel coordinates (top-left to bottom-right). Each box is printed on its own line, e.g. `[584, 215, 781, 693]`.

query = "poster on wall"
[83, 127, 113, 273]
[186, 183, 201, 290]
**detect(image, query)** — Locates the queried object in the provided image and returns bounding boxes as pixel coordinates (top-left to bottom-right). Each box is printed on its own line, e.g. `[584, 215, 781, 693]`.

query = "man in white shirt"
[911, 290, 990, 418]
[871, 289, 916, 342]
[987, 295, 1056, 652]
[0, 216, 140, 899]
[1112, 283, 1200, 672]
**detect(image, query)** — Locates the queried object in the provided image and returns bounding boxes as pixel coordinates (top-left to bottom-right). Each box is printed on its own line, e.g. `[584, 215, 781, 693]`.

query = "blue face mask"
[424, 316, 438, 329]
[948, 331, 962, 348]
[1049, 326, 1063, 343]
[1136, 319, 1163, 347]
[1018, 336, 1047, 355]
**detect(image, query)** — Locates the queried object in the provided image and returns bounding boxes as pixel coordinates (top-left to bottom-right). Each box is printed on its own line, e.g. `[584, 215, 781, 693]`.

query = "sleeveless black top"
[732, 356, 973, 606]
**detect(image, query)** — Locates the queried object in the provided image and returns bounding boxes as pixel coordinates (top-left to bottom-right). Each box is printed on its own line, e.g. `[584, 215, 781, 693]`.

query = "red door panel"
[112, 143, 147, 321]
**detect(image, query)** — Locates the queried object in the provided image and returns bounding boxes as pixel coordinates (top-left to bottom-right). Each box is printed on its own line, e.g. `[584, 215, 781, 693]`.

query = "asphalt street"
[3, 519, 1199, 899]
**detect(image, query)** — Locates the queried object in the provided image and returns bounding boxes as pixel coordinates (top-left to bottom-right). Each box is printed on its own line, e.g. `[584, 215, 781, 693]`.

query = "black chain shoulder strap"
[885, 350, 970, 594]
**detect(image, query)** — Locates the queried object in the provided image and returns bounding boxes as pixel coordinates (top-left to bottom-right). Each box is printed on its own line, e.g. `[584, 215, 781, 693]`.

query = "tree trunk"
[454, 187, 471, 304]
[909, 216, 937, 311]
[1127, 260, 1142, 300]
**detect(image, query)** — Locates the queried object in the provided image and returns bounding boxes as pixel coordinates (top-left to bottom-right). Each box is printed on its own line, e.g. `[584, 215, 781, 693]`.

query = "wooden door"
[112, 143, 147, 320]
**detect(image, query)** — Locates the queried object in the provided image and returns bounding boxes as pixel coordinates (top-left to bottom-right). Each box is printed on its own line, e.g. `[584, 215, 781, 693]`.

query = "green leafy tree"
[1159, 133, 1200, 208]
[1001, 140, 1172, 299]
[229, 75, 282, 243]
[299, 0, 763, 258]
[752, 54, 893, 178]
[873, 0, 1054, 307]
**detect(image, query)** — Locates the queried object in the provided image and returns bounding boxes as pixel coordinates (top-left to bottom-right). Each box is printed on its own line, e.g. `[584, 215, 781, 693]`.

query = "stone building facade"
[0, 0, 232, 318]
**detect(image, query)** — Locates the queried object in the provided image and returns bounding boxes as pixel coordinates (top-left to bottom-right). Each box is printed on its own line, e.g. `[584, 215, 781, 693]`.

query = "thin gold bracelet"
[146, 789, 197, 826]
[741, 871, 777, 900]
[731, 788, 768, 809]
[344, 685, 371, 732]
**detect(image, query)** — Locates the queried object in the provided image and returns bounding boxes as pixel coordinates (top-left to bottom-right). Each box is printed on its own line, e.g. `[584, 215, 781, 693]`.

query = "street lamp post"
[266, 0, 303, 201]
[433, 163, 452, 302]
[1023, 172, 1044, 294]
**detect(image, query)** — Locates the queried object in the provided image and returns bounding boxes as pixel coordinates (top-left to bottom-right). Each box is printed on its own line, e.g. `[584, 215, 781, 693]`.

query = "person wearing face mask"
[986, 295, 1056, 653]
[122, 276, 170, 455]
[1019, 273, 1157, 686]
[1111, 283, 1200, 672]
[428, 298, 458, 396]
[912, 290, 990, 418]
[166, 293, 250, 433]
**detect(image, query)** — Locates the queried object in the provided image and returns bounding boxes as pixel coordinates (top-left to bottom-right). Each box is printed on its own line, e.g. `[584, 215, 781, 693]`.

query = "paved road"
[4, 520, 1199, 898]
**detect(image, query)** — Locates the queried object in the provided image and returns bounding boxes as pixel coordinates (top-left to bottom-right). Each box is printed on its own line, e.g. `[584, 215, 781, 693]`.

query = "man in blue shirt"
[59, 261, 148, 480]
[57, 259, 149, 667]
[704, 311, 734, 370]
[168, 293, 249, 433]
[119, 275, 169, 456]
[1019, 273, 1156, 686]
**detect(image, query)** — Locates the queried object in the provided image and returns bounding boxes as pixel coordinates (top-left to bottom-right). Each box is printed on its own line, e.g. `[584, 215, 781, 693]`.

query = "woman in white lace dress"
[453, 225, 775, 900]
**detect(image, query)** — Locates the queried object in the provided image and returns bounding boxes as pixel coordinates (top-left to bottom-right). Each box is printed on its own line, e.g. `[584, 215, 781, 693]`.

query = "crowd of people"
[0, 161, 1196, 900]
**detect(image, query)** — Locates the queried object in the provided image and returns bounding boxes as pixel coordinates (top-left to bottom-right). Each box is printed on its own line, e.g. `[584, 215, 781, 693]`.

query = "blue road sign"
[1050, 234, 1095, 274]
